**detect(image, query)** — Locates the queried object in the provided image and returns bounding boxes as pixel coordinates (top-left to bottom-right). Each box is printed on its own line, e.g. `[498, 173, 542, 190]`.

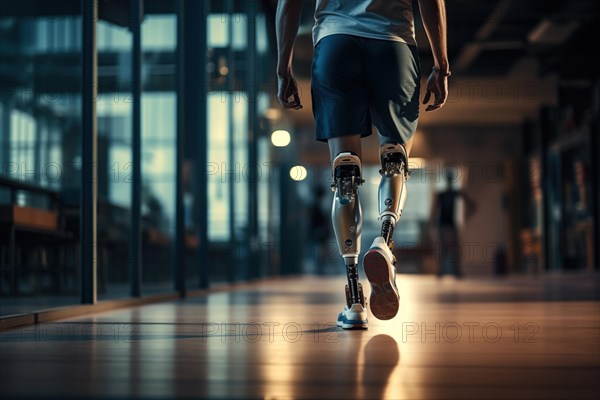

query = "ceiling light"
[289, 166, 307, 181]
[271, 130, 291, 147]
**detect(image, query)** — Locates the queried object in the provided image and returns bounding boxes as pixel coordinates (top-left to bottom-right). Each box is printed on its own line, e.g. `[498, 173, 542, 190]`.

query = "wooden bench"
[0, 178, 70, 295]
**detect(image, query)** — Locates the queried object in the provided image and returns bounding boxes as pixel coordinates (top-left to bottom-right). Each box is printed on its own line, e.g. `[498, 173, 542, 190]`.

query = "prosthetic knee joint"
[331, 152, 365, 307]
[378, 143, 410, 247]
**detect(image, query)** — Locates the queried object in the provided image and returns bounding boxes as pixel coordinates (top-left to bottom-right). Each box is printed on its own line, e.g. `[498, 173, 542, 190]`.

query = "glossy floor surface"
[1, 274, 599, 399]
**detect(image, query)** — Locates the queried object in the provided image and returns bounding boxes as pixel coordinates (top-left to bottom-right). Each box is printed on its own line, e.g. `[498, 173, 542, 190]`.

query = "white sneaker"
[336, 303, 368, 330]
[363, 237, 400, 320]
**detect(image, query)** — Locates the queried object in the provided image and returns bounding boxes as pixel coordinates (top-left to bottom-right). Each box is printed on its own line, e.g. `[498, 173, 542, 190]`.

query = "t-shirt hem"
[313, 29, 417, 47]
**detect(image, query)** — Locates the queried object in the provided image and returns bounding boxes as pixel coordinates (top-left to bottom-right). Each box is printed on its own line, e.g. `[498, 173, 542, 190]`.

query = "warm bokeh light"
[264, 107, 282, 121]
[289, 165, 307, 181]
[409, 157, 427, 169]
[271, 129, 291, 147]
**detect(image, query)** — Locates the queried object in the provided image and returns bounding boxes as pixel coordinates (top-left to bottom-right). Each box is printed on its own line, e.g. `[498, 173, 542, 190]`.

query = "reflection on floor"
[0, 283, 179, 316]
[1, 275, 599, 399]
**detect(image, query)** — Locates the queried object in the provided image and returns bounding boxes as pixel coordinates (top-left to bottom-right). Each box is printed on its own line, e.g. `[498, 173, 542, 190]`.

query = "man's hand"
[275, 0, 303, 110]
[417, 0, 449, 112]
[277, 70, 303, 110]
[422, 68, 449, 112]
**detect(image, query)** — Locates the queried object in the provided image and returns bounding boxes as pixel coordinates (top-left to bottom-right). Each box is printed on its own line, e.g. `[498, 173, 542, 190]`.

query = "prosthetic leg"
[378, 143, 410, 249]
[331, 152, 367, 329]
[363, 143, 409, 320]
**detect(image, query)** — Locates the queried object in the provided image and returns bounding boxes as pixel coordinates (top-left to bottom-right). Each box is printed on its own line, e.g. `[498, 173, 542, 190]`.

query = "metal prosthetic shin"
[331, 152, 365, 307]
[378, 143, 410, 248]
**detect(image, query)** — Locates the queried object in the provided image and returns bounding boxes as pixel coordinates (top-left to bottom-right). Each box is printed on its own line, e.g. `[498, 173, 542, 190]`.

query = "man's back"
[313, 0, 416, 46]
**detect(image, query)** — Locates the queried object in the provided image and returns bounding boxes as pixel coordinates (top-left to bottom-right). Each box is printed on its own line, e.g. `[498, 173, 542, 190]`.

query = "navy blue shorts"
[311, 34, 421, 143]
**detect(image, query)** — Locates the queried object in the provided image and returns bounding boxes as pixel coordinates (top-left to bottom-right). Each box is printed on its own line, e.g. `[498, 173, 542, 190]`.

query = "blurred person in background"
[429, 167, 477, 278]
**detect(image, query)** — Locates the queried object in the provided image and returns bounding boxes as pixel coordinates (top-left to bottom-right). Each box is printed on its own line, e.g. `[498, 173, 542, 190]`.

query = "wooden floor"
[1, 274, 599, 399]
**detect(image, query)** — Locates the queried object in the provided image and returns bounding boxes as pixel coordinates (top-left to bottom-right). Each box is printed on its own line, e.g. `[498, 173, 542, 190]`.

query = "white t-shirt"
[312, 0, 417, 46]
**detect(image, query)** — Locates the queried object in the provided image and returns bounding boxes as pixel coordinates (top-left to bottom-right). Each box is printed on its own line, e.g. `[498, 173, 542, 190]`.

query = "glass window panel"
[96, 17, 133, 299]
[207, 92, 230, 241]
[141, 15, 176, 50]
[231, 14, 247, 50]
[97, 20, 132, 51]
[258, 137, 270, 244]
[207, 14, 229, 48]
[233, 92, 248, 235]
[256, 13, 268, 53]
[141, 15, 177, 294]
[0, 3, 82, 314]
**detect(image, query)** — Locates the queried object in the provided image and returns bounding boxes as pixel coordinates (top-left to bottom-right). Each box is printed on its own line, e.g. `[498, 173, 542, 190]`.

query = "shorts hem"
[315, 130, 373, 143]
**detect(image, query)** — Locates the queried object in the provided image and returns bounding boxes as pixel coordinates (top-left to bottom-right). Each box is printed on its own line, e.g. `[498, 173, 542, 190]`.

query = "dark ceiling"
[2, 0, 597, 80]
[264, 0, 600, 80]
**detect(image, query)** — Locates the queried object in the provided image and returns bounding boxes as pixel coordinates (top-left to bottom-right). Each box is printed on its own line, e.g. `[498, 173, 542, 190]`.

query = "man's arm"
[459, 190, 477, 220]
[417, 0, 450, 111]
[428, 192, 439, 244]
[276, 0, 303, 110]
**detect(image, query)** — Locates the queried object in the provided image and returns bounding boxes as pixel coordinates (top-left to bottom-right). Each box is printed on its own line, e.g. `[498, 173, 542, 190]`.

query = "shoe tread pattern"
[364, 250, 400, 320]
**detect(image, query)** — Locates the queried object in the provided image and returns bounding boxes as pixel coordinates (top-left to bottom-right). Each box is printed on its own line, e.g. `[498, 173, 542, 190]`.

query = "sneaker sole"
[336, 320, 368, 330]
[363, 250, 399, 320]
